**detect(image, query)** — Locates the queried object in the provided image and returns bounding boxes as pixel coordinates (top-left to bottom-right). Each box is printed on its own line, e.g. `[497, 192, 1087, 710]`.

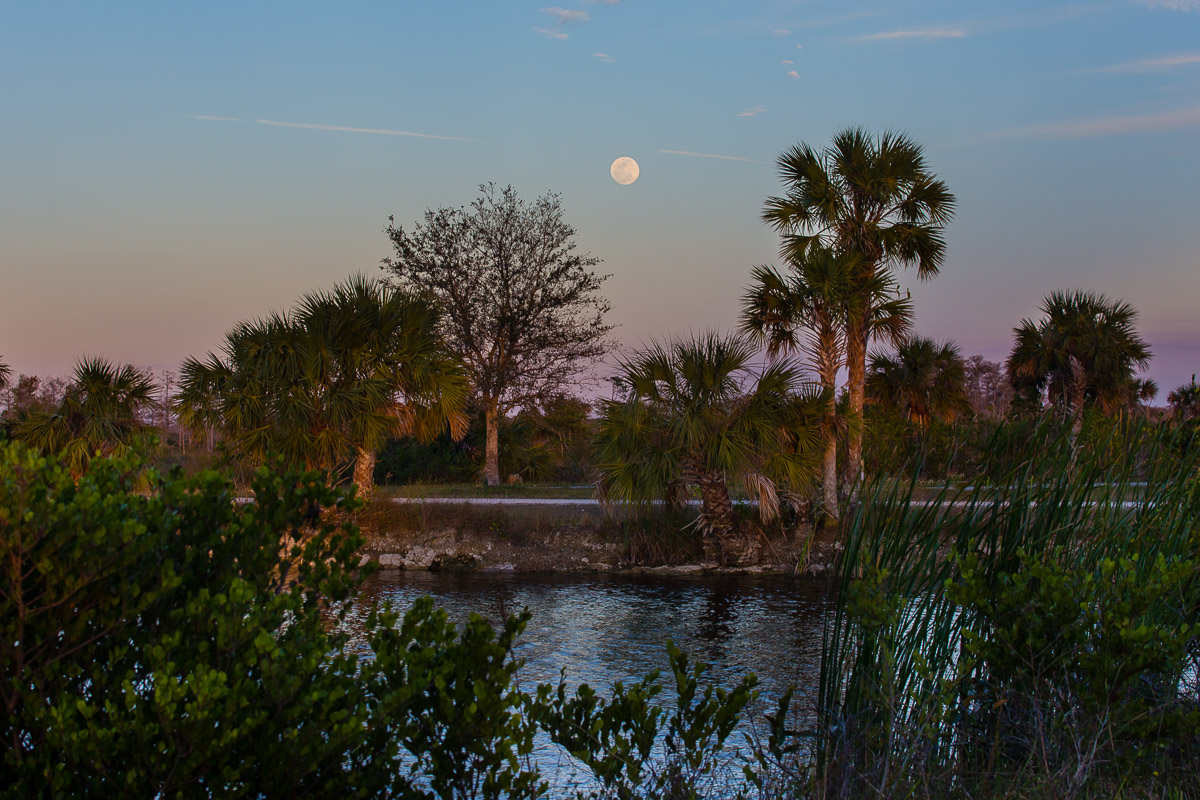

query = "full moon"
[610, 156, 639, 185]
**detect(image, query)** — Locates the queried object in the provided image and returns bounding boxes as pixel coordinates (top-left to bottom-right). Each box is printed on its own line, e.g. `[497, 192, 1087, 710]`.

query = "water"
[340, 572, 831, 789]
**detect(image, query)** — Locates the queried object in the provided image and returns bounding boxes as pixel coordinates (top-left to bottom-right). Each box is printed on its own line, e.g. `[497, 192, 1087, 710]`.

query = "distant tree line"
[2, 129, 1197, 551]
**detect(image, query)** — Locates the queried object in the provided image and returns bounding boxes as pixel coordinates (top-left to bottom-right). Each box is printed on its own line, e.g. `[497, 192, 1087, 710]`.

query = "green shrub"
[0, 442, 552, 797]
[0, 442, 766, 798]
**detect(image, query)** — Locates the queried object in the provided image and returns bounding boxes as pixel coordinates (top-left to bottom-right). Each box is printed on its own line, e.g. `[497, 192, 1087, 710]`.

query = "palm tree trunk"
[484, 399, 501, 486]
[845, 311, 868, 498]
[822, 436, 838, 523]
[354, 446, 376, 495]
[818, 337, 840, 522]
[697, 473, 738, 564]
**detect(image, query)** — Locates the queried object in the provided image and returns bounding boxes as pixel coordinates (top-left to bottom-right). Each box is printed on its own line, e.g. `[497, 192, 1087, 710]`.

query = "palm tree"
[594, 333, 821, 563]
[14, 357, 157, 477]
[867, 336, 971, 427]
[0, 357, 11, 391]
[741, 246, 911, 520]
[1168, 375, 1200, 421]
[763, 129, 955, 489]
[176, 276, 468, 493]
[1007, 290, 1152, 434]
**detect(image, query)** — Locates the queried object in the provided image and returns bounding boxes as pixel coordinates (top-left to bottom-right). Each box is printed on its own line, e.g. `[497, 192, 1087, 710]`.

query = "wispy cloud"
[189, 114, 242, 122]
[787, 70, 800, 79]
[536, 6, 589, 39]
[592, 51, 615, 62]
[658, 149, 761, 163]
[772, 28, 791, 36]
[588, 0, 620, 4]
[737, 105, 767, 118]
[857, 27, 966, 42]
[1093, 52, 1200, 72]
[1007, 105, 1200, 137]
[1137, 0, 1200, 9]
[543, 7, 589, 23]
[255, 119, 475, 141]
[782, 59, 793, 65]
[794, 10, 882, 30]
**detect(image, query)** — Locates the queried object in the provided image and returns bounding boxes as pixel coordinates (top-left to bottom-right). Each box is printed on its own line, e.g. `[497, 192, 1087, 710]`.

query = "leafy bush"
[0, 442, 765, 798]
[950, 549, 1200, 784]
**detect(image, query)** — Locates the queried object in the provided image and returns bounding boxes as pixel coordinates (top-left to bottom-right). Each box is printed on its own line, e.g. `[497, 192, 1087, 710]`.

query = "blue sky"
[2, 0, 1198, 393]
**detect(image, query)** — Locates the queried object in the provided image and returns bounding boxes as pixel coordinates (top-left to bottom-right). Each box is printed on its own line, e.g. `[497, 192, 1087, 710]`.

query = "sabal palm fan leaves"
[0, 357, 11, 391]
[741, 246, 912, 520]
[175, 276, 468, 492]
[1008, 290, 1152, 422]
[867, 336, 971, 428]
[14, 357, 156, 478]
[1168, 375, 1200, 421]
[763, 128, 955, 487]
[594, 333, 821, 563]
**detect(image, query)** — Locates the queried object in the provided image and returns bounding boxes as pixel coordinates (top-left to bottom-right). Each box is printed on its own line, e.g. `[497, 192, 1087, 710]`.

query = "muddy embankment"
[352, 499, 841, 576]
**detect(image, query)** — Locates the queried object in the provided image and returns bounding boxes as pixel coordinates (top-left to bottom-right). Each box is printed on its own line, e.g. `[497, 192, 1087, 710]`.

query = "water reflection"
[340, 573, 831, 788]
[345, 572, 830, 708]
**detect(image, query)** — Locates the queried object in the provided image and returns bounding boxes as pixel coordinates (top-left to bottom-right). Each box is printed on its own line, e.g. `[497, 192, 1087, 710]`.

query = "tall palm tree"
[1168, 375, 1200, 421]
[594, 333, 821, 563]
[867, 336, 970, 428]
[14, 357, 157, 477]
[1007, 290, 1152, 434]
[0, 357, 11, 392]
[741, 247, 911, 520]
[176, 276, 468, 493]
[763, 129, 955, 489]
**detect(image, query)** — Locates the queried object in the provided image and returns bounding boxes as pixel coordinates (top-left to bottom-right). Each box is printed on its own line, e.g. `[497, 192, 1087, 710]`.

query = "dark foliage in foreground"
[5, 421, 1200, 799]
[814, 420, 1200, 799]
[0, 444, 756, 799]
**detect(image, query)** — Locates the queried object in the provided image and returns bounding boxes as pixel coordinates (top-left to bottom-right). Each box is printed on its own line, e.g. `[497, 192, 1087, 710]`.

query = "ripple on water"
[341, 571, 830, 717]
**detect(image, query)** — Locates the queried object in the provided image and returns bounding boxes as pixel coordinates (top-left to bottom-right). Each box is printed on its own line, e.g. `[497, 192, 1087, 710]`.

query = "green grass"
[810, 418, 1200, 798]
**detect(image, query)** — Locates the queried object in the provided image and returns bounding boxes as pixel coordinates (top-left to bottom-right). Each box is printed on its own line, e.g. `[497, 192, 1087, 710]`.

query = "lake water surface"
[349, 572, 830, 702]
[342, 571, 830, 787]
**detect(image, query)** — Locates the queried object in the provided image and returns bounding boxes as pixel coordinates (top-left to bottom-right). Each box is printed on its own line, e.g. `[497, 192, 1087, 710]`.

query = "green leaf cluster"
[1, 442, 776, 798]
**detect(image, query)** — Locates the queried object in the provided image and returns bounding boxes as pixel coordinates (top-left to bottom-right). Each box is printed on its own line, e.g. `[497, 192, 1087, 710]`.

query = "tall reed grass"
[813, 419, 1200, 799]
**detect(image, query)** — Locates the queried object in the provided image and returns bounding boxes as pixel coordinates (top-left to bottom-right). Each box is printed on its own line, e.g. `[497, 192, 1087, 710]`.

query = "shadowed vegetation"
[594, 332, 822, 563]
[12, 356, 156, 478]
[808, 419, 1200, 799]
[174, 275, 468, 493]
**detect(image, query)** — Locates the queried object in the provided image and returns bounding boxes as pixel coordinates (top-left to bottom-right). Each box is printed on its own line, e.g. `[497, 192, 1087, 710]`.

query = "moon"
[610, 156, 639, 185]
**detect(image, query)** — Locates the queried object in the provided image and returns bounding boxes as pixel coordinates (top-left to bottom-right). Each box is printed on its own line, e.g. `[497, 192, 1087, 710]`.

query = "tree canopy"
[12, 356, 156, 478]
[1008, 290, 1152, 419]
[741, 246, 912, 519]
[382, 183, 614, 485]
[1168, 375, 1200, 421]
[175, 275, 467, 491]
[867, 336, 971, 428]
[594, 333, 820, 561]
[762, 129, 955, 487]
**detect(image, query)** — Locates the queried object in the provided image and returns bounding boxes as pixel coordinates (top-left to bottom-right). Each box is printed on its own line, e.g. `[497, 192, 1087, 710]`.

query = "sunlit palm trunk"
[484, 400, 501, 486]
[353, 446, 376, 495]
[817, 327, 841, 523]
[845, 311, 868, 499]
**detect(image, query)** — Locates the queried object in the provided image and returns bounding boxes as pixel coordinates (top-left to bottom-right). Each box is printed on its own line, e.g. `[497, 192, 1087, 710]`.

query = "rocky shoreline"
[354, 498, 841, 576]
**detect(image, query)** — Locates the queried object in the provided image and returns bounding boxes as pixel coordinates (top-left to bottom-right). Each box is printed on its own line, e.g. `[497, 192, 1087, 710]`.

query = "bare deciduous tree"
[382, 183, 614, 485]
